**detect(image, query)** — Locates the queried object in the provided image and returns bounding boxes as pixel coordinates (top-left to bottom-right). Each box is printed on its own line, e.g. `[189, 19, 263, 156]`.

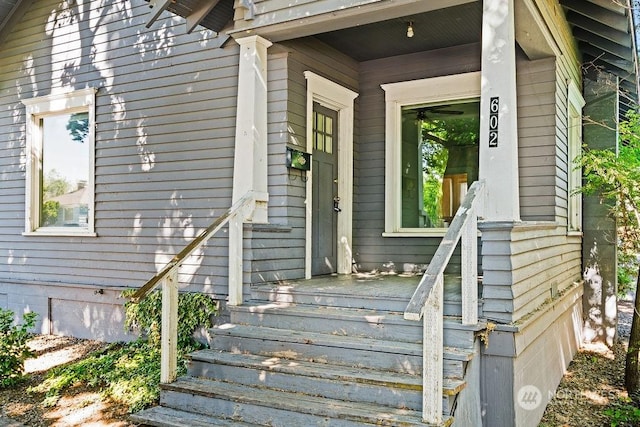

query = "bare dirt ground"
[540, 299, 635, 427]
[0, 335, 134, 426]
[0, 301, 636, 426]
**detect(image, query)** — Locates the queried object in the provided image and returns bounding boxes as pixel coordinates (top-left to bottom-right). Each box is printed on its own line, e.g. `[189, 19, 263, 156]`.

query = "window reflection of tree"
[420, 114, 479, 227]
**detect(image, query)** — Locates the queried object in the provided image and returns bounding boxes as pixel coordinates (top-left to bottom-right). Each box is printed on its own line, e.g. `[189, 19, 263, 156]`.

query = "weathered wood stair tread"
[212, 323, 475, 361]
[189, 349, 467, 394]
[232, 302, 488, 332]
[130, 405, 260, 426]
[252, 281, 412, 299]
[161, 376, 453, 426]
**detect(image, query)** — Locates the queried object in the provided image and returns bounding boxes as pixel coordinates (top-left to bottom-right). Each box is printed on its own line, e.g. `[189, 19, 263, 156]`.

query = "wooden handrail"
[403, 180, 484, 425]
[128, 192, 255, 384]
[130, 192, 255, 303]
[404, 180, 485, 321]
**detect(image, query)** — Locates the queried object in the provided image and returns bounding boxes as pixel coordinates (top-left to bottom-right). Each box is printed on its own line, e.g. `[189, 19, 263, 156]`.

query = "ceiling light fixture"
[407, 21, 414, 38]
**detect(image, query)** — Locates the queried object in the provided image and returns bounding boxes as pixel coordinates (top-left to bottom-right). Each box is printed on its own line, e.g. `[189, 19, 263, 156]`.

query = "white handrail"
[404, 180, 484, 424]
[130, 192, 255, 383]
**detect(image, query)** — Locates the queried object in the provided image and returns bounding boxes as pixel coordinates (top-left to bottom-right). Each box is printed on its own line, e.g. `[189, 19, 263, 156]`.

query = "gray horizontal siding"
[481, 224, 582, 323]
[354, 43, 481, 271]
[247, 37, 360, 283]
[517, 54, 557, 222]
[0, 0, 242, 297]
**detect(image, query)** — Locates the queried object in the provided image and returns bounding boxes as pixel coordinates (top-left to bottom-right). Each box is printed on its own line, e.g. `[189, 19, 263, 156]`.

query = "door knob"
[333, 196, 341, 213]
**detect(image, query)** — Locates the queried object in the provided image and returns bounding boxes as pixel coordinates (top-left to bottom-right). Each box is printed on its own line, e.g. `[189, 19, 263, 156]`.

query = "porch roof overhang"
[143, 0, 235, 34]
[1, 0, 637, 110]
[0, 0, 32, 46]
[560, 0, 640, 112]
[133, 0, 640, 109]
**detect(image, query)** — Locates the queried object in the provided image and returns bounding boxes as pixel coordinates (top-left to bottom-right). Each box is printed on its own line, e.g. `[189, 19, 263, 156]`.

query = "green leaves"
[29, 291, 217, 413]
[603, 400, 640, 427]
[30, 341, 162, 412]
[0, 309, 37, 388]
[122, 289, 218, 353]
[577, 108, 640, 293]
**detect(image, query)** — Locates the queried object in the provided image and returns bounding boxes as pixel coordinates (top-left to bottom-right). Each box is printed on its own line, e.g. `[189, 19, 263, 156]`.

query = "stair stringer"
[449, 339, 482, 427]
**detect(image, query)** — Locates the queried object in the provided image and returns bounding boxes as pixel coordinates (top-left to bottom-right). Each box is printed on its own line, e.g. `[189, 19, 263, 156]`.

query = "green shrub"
[32, 340, 161, 412]
[122, 289, 218, 353]
[0, 309, 37, 387]
[617, 251, 638, 299]
[604, 400, 640, 427]
[31, 290, 218, 412]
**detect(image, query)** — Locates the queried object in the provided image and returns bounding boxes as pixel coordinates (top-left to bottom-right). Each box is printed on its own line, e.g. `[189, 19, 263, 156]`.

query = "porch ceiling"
[313, 2, 483, 63]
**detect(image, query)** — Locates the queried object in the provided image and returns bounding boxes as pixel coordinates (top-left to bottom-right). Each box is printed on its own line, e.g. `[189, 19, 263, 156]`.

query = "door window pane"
[313, 109, 335, 154]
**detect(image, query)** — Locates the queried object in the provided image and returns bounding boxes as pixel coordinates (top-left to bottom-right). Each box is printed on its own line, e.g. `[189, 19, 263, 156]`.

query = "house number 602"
[489, 97, 499, 148]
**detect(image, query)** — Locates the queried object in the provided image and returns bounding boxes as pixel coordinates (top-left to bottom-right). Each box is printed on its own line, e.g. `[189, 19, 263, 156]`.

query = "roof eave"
[0, 0, 32, 47]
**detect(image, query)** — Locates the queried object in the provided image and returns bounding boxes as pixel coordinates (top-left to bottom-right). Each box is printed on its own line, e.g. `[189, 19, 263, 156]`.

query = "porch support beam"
[479, 0, 520, 222]
[146, 0, 173, 28]
[186, 0, 221, 34]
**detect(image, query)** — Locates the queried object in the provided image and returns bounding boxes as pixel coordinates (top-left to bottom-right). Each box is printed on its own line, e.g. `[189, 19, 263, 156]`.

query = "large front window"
[382, 72, 481, 235]
[400, 101, 479, 228]
[22, 89, 96, 236]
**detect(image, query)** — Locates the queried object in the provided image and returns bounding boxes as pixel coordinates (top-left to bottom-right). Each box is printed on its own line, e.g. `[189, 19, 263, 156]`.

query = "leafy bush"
[122, 289, 218, 353]
[0, 309, 37, 387]
[604, 400, 640, 427]
[617, 251, 639, 299]
[31, 290, 218, 412]
[32, 340, 161, 412]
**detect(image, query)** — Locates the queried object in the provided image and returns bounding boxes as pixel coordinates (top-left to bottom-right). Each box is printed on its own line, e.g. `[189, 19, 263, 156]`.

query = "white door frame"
[304, 71, 358, 278]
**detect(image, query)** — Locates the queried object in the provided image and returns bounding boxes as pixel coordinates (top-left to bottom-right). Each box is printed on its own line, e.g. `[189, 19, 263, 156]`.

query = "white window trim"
[22, 88, 97, 237]
[567, 80, 585, 235]
[381, 72, 481, 236]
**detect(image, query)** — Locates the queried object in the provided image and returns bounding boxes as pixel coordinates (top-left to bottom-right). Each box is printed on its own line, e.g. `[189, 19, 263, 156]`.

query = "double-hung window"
[22, 88, 97, 236]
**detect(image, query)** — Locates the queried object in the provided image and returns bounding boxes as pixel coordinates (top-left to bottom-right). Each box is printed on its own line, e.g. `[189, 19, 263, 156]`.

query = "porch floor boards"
[251, 272, 471, 303]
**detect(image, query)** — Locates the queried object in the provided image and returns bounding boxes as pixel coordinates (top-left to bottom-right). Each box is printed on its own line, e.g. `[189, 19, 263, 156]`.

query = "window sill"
[23, 230, 97, 237]
[567, 230, 583, 238]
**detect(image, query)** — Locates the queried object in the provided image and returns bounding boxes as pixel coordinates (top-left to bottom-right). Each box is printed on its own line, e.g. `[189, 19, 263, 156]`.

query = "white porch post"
[229, 35, 272, 305]
[232, 35, 272, 218]
[479, 0, 520, 222]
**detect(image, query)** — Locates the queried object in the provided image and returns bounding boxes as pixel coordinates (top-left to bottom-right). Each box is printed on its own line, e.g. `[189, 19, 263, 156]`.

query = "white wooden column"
[160, 268, 178, 383]
[229, 35, 271, 305]
[479, 0, 520, 222]
[232, 35, 272, 223]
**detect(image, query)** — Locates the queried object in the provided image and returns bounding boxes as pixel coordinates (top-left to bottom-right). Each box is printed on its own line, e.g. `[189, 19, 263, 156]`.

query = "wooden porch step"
[250, 281, 482, 316]
[158, 376, 454, 427]
[229, 302, 485, 348]
[210, 324, 474, 378]
[130, 405, 260, 426]
[188, 350, 466, 412]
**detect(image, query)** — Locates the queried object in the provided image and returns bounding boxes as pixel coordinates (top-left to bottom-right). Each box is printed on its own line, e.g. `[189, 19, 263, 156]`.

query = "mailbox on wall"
[286, 147, 311, 171]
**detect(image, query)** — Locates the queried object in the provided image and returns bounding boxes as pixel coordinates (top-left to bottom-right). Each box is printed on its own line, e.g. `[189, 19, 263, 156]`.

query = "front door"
[311, 103, 339, 275]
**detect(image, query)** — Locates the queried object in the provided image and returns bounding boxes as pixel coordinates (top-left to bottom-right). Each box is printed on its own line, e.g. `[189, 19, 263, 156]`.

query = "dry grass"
[540, 299, 637, 427]
[539, 341, 629, 426]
